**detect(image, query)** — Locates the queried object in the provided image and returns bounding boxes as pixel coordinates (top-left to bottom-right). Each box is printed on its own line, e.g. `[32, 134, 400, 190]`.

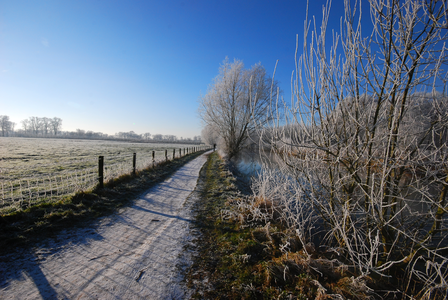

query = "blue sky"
[0, 0, 345, 138]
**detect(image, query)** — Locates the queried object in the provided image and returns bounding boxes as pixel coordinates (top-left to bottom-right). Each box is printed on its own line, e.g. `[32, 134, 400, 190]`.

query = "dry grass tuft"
[185, 152, 381, 299]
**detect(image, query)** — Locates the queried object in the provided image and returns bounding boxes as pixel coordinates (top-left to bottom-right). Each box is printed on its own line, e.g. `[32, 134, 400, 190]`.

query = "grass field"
[0, 137, 205, 213]
[1, 137, 199, 181]
[0, 149, 207, 254]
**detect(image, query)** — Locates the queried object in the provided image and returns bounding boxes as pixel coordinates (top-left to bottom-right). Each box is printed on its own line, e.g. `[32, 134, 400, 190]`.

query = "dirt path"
[0, 152, 210, 300]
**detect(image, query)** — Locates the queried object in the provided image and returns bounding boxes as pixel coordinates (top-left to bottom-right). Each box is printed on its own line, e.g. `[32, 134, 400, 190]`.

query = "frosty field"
[0, 137, 203, 213]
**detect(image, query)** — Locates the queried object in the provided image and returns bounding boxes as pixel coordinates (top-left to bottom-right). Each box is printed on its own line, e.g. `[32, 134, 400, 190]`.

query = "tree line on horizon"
[0, 115, 201, 143]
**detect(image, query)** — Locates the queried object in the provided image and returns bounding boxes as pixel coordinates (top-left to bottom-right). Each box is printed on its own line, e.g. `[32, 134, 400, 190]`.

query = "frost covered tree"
[50, 117, 62, 136]
[253, 0, 448, 297]
[199, 57, 279, 159]
[21, 119, 30, 134]
[152, 134, 163, 141]
[201, 124, 219, 146]
[0, 115, 12, 137]
[29, 117, 41, 136]
[41, 117, 50, 136]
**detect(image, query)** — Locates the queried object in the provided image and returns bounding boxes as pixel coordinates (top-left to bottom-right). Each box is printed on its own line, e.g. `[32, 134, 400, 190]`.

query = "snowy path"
[0, 152, 209, 300]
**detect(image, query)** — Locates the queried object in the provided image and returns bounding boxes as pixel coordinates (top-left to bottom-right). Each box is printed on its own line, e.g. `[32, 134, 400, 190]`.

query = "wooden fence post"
[173, 148, 175, 160]
[98, 156, 104, 188]
[165, 149, 168, 161]
[133, 153, 136, 175]
[152, 150, 155, 167]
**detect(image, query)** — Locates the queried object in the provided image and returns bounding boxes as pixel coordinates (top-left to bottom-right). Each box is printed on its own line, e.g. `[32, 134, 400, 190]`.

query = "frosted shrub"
[253, 0, 448, 297]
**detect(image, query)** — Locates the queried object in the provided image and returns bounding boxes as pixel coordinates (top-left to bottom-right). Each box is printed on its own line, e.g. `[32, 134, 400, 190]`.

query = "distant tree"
[29, 117, 42, 136]
[76, 129, 85, 137]
[50, 117, 62, 135]
[199, 57, 279, 158]
[143, 132, 151, 140]
[28, 117, 41, 136]
[129, 131, 142, 139]
[21, 119, 30, 133]
[115, 131, 142, 140]
[201, 124, 219, 146]
[41, 117, 50, 136]
[0, 115, 12, 137]
[163, 135, 176, 141]
[10, 122, 15, 135]
[152, 134, 163, 140]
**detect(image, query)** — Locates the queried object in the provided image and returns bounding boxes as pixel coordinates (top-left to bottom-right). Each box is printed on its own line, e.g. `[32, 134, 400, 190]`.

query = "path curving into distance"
[0, 151, 210, 300]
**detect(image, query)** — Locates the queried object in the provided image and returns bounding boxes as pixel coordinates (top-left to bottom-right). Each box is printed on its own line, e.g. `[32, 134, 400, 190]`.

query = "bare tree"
[201, 124, 219, 146]
[28, 117, 42, 136]
[40, 117, 50, 136]
[254, 0, 448, 297]
[50, 117, 62, 135]
[0, 115, 12, 137]
[21, 119, 30, 134]
[76, 129, 85, 138]
[163, 135, 177, 141]
[199, 57, 279, 159]
[152, 134, 163, 140]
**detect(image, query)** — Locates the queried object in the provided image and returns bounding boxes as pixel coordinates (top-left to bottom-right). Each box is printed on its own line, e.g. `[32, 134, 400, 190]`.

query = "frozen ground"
[0, 152, 210, 300]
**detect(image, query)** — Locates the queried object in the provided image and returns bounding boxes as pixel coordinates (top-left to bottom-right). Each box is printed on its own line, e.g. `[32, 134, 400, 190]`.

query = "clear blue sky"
[0, 0, 345, 139]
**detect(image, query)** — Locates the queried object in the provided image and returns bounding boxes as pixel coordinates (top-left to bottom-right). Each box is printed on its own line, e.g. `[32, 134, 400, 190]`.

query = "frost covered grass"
[0, 150, 206, 254]
[186, 152, 382, 299]
[0, 137, 201, 213]
[0, 137, 194, 181]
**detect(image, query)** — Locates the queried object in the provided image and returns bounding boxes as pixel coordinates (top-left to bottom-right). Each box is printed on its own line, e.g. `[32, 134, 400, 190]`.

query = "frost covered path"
[0, 152, 210, 300]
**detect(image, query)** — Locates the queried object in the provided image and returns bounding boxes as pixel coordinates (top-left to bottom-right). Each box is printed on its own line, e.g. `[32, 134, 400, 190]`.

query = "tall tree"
[41, 117, 50, 136]
[29, 117, 41, 136]
[0, 115, 12, 137]
[21, 119, 30, 133]
[50, 117, 62, 135]
[201, 124, 219, 146]
[199, 58, 278, 159]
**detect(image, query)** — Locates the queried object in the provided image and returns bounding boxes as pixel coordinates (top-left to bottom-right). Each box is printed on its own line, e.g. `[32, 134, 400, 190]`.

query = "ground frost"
[0, 152, 210, 299]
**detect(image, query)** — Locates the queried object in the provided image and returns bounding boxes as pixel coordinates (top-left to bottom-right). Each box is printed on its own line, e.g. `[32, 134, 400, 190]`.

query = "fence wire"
[1, 166, 97, 212]
[1, 147, 209, 214]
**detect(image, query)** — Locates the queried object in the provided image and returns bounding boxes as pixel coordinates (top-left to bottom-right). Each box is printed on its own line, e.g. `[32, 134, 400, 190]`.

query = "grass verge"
[0, 151, 207, 255]
[186, 152, 379, 299]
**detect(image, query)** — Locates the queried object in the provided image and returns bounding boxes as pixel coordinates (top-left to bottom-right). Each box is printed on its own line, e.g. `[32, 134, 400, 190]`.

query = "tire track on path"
[0, 152, 210, 300]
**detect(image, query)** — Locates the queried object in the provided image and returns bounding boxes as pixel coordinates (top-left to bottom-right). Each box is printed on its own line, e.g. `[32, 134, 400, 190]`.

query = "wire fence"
[1, 146, 210, 214]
